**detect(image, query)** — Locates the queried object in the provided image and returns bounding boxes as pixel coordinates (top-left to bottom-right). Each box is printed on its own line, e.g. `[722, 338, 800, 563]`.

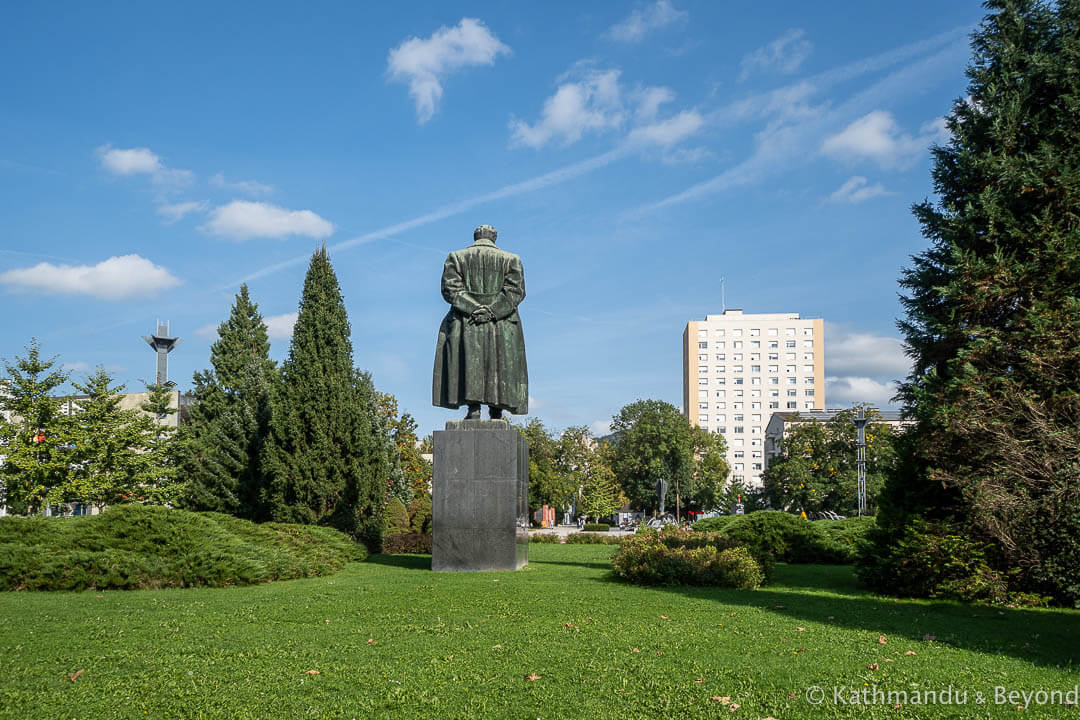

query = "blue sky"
[0, 1, 985, 439]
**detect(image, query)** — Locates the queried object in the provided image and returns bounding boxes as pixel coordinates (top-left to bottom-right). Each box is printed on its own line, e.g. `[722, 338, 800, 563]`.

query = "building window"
[734, 463, 744, 471]
[733, 341, 743, 349]
[715, 390, 725, 397]
[752, 451, 762, 459]
[750, 353, 760, 361]
[787, 389, 797, 396]
[786, 328, 796, 336]
[769, 377, 779, 385]
[698, 390, 708, 399]
[805, 389, 814, 397]
[699, 402, 709, 409]
[733, 329, 743, 337]
[752, 414, 761, 422]
[698, 354, 708, 361]
[716, 341, 726, 349]
[699, 414, 709, 422]
[769, 401, 779, 408]
[734, 426, 744, 434]
[715, 402, 726, 409]
[717, 378, 726, 385]
[805, 377, 815, 385]
[752, 426, 761, 434]
[699, 366, 709, 374]
[803, 327, 813, 336]
[751, 377, 761, 385]
[716, 365, 726, 373]
[751, 365, 761, 373]
[697, 328, 708, 338]
[750, 390, 760, 397]
[734, 414, 744, 422]
[733, 438, 744, 446]
[768, 365, 778, 373]
[787, 401, 797, 409]
[733, 475, 744, 482]
[803, 365, 814, 373]
[715, 354, 726, 361]
[734, 378, 743, 385]
[752, 463, 762, 471]
[715, 329, 725, 337]
[732, 402, 743, 410]
[803, 353, 813, 361]
[699, 342, 708, 349]
[787, 377, 797, 385]
[768, 328, 778, 336]
[717, 426, 727, 434]
[750, 328, 760, 336]
[734, 451, 744, 459]
[803, 340, 814, 348]
[804, 402, 814, 409]
[751, 402, 761, 409]
[734, 390, 744, 397]
[786, 340, 796, 348]
[770, 389, 779, 397]
[699, 378, 708, 385]
[751, 340, 760, 349]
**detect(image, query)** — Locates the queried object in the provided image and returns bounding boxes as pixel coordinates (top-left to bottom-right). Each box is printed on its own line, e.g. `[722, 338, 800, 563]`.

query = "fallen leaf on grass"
[710, 696, 731, 703]
[324, 619, 330, 624]
[563, 622, 579, 630]
[695, 678, 705, 683]
[905, 651, 916, 656]
[796, 627, 805, 632]
[68, 669, 84, 682]
[632, 648, 640, 653]
[367, 638, 376, 645]
[728, 702, 739, 711]
[922, 634, 936, 642]
[525, 673, 541, 681]
[656, 651, 664, 656]
[878, 635, 888, 645]
[615, 689, 628, 694]
[867, 663, 880, 670]
[661, 615, 669, 620]
[585, 617, 595, 622]
[492, 644, 502, 649]
[884, 658, 894, 663]
[304, 670, 320, 675]
[95, 594, 103, 599]
[787, 693, 797, 699]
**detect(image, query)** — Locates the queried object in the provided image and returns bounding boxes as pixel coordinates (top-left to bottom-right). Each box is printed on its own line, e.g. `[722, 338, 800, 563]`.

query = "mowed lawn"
[0, 545, 1077, 719]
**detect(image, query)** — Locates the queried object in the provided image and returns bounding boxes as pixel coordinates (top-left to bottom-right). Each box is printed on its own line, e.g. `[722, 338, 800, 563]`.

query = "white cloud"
[607, 1, 687, 43]
[264, 312, 298, 340]
[98, 146, 162, 175]
[739, 29, 813, 81]
[825, 323, 911, 378]
[589, 419, 613, 437]
[157, 200, 208, 223]
[510, 69, 624, 148]
[821, 110, 943, 169]
[210, 173, 273, 196]
[195, 323, 218, 339]
[628, 110, 704, 147]
[633, 86, 675, 122]
[203, 201, 335, 240]
[96, 144, 193, 189]
[825, 376, 900, 408]
[62, 361, 90, 373]
[827, 175, 890, 204]
[387, 18, 510, 123]
[0, 254, 181, 301]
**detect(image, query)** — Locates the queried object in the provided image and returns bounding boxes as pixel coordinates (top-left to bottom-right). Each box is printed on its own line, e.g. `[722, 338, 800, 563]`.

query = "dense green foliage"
[582, 523, 610, 532]
[0, 505, 364, 591]
[564, 532, 622, 545]
[1, 544, 1077, 718]
[518, 419, 621, 522]
[176, 284, 276, 519]
[612, 531, 764, 588]
[0, 343, 179, 512]
[867, 0, 1080, 606]
[383, 497, 411, 537]
[381, 532, 432, 554]
[610, 399, 729, 514]
[694, 512, 873, 565]
[761, 408, 899, 516]
[261, 249, 388, 551]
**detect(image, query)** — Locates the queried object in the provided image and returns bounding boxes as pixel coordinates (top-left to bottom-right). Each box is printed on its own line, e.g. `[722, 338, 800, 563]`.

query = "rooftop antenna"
[720, 277, 727, 313]
[143, 319, 182, 386]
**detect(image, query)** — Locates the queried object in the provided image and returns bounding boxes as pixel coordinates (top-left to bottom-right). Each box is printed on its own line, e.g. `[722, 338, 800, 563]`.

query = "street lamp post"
[851, 407, 869, 517]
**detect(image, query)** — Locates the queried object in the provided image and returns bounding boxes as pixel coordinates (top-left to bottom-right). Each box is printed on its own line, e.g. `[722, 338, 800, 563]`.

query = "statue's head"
[473, 225, 498, 243]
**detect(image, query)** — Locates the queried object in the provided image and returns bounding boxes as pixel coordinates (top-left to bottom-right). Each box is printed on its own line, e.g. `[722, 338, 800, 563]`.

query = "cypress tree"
[261, 247, 388, 550]
[177, 284, 276, 518]
[869, 0, 1080, 605]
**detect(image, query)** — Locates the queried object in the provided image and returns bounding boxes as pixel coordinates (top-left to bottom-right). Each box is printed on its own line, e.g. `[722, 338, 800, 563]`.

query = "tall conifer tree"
[261, 248, 388, 550]
[869, 0, 1080, 605]
[177, 284, 276, 518]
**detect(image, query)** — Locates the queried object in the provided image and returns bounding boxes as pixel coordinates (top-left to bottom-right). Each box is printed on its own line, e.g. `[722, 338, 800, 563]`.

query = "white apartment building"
[682, 310, 825, 487]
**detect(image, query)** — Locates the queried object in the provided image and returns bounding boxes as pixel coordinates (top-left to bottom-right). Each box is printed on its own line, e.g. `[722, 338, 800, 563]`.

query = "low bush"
[529, 533, 563, 543]
[855, 520, 1050, 606]
[691, 515, 739, 533]
[565, 533, 622, 545]
[612, 532, 764, 588]
[0, 505, 365, 591]
[582, 523, 610, 532]
[814, 516, 876, 558]
[382, 533, 432, 554]
[698, 511, 853, 564]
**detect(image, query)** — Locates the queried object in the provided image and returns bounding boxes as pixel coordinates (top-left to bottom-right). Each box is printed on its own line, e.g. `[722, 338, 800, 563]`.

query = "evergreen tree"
[0, 340, 72, 513]
[177, 284, 276, 518]
[870, 0, 1080, 605]
[261, 248, 388, 550]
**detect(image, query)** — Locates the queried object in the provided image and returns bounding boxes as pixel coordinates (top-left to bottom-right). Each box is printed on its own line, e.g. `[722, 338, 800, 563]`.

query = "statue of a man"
[433, 225, 528, 420]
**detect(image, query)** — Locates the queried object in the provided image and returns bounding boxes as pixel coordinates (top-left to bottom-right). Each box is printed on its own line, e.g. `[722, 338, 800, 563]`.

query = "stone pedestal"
[432, 419, 529, 571]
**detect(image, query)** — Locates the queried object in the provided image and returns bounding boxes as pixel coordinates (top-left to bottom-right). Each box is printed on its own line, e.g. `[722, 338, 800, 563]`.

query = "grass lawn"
[1, 544, 1077, 719]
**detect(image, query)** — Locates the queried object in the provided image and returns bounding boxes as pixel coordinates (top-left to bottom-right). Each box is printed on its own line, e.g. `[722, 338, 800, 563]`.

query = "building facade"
[683, 310, 824, 487]
[763, 409, 914, 473]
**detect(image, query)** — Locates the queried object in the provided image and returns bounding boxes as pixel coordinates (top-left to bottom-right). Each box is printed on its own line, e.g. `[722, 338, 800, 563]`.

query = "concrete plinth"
[432, 419, 529, 571]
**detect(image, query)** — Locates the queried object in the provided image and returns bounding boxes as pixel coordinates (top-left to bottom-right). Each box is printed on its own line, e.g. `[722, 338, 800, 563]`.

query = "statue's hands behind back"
[469, 305, 495, 324]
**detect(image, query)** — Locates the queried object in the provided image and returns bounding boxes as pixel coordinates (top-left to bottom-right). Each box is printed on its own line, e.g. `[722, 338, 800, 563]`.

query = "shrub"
[582, 523, 610, 532]
[814, 516, 876, 558]
[692, 515, 738, 533]
[382, 533, 432, 554]
[408, 494, 432, 535]
[0, 505, 365, 591]
[854, 520, 1044, 604]
[564, 533, 622, 545]
[716, 511, 851, 564]
[383, 497, 411, 537]
[529, 533, 563, 544]
[612, 533, 764, 588]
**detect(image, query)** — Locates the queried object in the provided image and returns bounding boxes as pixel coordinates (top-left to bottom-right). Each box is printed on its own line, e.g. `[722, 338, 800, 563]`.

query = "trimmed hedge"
[582, 523, 610, 532]
[612, 530, 764, 588]
[565, 533, 622, 545]
[382, 533, 432, 554]
[529, 533, 563, 543]
[691, 515, 739, 533]
[0, 505, 366, 591]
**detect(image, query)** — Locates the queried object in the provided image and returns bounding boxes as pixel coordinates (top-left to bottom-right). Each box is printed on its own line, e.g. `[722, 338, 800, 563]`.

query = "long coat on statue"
[432, 237, 529, 414]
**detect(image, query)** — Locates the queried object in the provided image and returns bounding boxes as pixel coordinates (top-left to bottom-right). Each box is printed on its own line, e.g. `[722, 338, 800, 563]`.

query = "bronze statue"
[433, 225, 528, 419]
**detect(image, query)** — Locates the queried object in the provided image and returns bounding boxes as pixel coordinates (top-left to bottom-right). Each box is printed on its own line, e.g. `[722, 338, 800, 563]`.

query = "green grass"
[1, 544, 1077, 719]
